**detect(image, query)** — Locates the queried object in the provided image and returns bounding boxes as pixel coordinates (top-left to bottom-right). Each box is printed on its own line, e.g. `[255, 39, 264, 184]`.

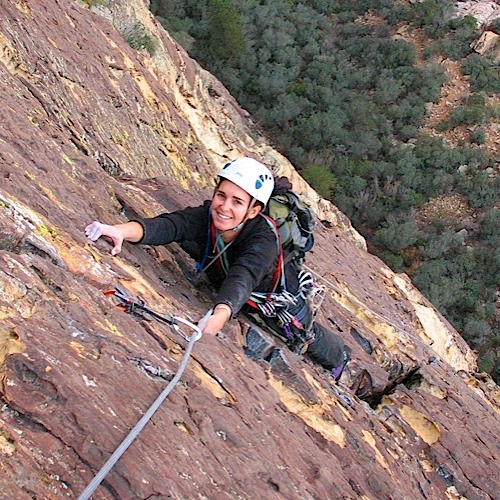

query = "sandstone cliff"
[0, 1, 498, 498]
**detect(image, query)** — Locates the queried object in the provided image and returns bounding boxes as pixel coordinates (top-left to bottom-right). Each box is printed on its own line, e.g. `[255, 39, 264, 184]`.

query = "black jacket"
[135, 201, 280, 313]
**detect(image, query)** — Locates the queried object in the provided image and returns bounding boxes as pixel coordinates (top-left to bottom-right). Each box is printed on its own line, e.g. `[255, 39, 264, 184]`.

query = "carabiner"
[172, 316, 203, 341]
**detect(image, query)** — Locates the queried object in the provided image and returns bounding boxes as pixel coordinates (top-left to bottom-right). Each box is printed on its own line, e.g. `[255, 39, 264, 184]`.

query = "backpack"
[266, 187, 316, 264]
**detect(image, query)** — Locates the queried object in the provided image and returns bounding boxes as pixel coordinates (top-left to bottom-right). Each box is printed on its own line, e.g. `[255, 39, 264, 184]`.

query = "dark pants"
[261, 261, 350, 371]
[246, 299, 348, 371]
[306, 322, 348, 370]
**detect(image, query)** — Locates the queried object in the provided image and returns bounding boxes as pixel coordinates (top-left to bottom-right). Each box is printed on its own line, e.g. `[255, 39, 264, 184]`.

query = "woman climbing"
[85, 157, 349, 378]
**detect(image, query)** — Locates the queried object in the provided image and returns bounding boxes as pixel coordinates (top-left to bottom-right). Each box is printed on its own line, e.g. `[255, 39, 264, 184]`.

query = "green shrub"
[462, 54, 500, 93]
[420, 231, 464, 260]
[383, 4, 409, 25]
[155, 15, 196, 52]
[436, 15, 479, 60]
[301, 164, 337, 199]
[82, 0, 107, 6]
[477, 348, 498, 377]
[407, 0, 454, 37]
[438, 93, 488, 130]
[470, 128, 486, 145]
[462, 319, 492, 348]
[450, 103, 486, 126]
[463, 173, 499, 209]
[122, 22, 158, 55]
[467, 93, 486, 107]
[379, 251, 405, 272]
[207, 0, 245, 61]
[375, 220, 421, 253]
[478, 209, 500, 244]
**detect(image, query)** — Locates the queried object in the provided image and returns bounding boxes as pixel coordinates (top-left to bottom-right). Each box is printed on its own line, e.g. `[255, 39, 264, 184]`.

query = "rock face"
[472, 30, 500, 63]
[454, 1, 500, 27]
[0, 1, 498, 499]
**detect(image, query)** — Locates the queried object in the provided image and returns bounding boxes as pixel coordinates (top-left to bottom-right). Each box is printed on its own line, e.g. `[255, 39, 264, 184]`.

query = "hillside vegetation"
[150, 0, 499, 380]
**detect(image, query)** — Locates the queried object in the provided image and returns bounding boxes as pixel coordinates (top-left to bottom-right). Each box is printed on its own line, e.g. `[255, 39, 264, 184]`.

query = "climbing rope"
[77, 295, 212, 500]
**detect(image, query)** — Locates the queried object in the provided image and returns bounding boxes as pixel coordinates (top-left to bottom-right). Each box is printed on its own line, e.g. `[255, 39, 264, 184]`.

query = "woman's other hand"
[85, 221, 125, 255]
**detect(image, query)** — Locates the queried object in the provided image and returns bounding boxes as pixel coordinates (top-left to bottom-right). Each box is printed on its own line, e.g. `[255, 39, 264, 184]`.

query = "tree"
[301, 164, 337, 199]
[207, 0, 245, 61]
[470, 128, 486, 145]
[374, 219, 421, 253]
[462, 54, 500, 94]
[407, 0, 454, 37]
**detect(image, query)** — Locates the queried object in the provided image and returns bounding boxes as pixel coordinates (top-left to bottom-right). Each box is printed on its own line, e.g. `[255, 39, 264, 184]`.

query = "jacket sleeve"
[214, 219, 279, 314]
[134, 203, 209, 246]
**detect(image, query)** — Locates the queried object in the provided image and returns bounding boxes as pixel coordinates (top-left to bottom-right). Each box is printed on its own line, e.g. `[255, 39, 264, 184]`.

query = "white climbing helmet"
[217, 157, 274, 206]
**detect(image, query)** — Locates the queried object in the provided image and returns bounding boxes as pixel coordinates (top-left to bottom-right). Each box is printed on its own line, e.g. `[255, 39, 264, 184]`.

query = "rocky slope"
[454, 0, 500, 27]
[0, 0, 498, 498]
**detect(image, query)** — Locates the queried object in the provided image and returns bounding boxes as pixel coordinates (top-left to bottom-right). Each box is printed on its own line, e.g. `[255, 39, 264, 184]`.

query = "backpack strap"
[247, 214, 285, 308]
[195, 208, 237, 277]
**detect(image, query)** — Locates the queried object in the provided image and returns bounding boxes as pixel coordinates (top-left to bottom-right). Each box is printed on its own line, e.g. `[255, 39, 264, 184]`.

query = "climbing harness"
[234, 216, 326, 354]
[78, 290, 209, 500]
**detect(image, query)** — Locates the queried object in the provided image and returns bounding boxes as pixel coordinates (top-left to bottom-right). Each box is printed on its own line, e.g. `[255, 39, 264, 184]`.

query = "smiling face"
[211, 179, 261, 233]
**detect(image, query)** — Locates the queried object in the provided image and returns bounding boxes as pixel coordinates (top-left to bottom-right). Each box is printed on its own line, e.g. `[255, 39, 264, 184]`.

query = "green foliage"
[375, 219, 421, 253]
[413, 248, 497, 334]
[150, 0, 204, 22]
[382, 4, 408, 25]
[82, 0, 107, 6]
[438, 93, 488, 130]
[156, 16, 196, 52]
[456, 167, 499, 210]
[122, 22, 158, 55]
[379, 251, 405, 272]
[436, 15, 479, 60]
[450, 102, 486, 126]
[469, 128, 486, 145]
[478, 209, 500, 245]
[206, 0, 245, 61]
[301, 164, 337, 199]
[462, 54, 500, 94]
[406, 0, 454, 36]
[420, 230, 464, 260]
[477, 347, 498, 379]
[448, 15, 478, 32]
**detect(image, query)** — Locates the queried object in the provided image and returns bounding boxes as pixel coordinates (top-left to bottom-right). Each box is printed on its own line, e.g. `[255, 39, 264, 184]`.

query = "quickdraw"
[104, 288, 202, 341]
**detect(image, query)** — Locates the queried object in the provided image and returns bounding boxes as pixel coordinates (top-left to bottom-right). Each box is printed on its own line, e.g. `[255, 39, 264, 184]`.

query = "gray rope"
[78, 312, 211, 500]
